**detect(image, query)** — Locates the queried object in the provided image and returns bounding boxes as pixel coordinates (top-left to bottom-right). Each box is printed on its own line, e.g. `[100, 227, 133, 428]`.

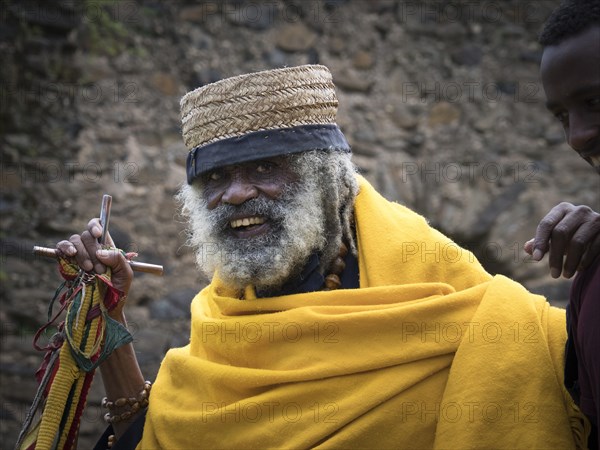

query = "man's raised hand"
[56, 218, 133, 304]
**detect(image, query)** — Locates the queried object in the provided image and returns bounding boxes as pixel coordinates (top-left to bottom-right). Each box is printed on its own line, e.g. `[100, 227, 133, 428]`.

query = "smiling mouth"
[227, 216, 270, 238]
[230, 216, 266, 229]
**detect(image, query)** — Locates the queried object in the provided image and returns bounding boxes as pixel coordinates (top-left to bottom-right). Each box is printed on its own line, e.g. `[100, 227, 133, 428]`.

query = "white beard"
[178, 175, 327, 291]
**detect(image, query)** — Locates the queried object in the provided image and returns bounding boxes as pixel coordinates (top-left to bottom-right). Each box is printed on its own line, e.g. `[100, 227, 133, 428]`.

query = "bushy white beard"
[178, 172, 327, 291]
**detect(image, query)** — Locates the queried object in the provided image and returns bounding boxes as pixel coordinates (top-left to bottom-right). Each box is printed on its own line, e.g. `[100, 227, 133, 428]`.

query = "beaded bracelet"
[102, 380, 152, 425]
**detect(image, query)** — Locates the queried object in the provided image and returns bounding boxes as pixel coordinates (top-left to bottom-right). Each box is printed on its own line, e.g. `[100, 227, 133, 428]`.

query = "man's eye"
[207, 171, 221, 181]
[587, 96, 600, 108]
[256, 162, 274, 173]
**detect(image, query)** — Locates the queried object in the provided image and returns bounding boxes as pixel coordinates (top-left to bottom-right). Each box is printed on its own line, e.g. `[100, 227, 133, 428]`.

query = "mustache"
[207, 196, 290, 230]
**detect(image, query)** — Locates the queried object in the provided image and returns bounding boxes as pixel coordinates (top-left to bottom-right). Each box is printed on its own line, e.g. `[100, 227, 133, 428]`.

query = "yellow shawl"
[139, 177, 588, 449]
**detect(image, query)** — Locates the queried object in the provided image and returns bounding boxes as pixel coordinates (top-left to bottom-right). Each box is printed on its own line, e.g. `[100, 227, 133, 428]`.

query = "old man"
[57, 65, 588, 449]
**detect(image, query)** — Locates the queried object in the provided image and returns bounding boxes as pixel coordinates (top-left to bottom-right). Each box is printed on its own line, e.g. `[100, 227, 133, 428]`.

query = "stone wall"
[2, 0, 599, 446]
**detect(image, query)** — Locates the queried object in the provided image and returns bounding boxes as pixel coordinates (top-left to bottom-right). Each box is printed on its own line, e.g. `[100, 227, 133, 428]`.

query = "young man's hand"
[524, 202, 600, 278]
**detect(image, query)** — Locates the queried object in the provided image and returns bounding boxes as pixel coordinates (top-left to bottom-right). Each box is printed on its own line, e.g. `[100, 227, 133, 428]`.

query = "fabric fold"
[139, 176, 587, 449]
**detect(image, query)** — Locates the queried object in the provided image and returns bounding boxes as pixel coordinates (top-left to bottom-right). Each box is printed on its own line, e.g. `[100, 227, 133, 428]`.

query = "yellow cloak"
[139, 177, 588, 449]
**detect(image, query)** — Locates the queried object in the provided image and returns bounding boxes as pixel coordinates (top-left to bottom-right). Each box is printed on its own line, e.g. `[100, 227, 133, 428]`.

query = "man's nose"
[567, 113, 599, 152]
[221, 175, 258, 205]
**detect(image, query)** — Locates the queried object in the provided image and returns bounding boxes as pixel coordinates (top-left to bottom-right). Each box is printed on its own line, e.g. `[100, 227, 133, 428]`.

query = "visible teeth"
[230, 217, 266, 229]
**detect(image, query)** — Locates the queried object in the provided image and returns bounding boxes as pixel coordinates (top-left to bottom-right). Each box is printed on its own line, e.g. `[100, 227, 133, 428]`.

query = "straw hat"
[181, 64, 350, 184]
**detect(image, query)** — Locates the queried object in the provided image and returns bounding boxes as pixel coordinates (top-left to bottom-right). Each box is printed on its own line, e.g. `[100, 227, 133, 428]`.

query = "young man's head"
[539, 0, 600, 173]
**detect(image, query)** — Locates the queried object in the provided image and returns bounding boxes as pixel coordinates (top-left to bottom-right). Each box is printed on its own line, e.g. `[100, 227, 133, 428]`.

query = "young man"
[526, 1, 600, 447]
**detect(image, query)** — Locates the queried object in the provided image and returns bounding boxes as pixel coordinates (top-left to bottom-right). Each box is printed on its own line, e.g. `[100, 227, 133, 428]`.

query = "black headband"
[186, 124, 351, 184]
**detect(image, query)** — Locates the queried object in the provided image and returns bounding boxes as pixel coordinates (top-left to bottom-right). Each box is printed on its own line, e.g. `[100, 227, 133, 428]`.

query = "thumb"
[96, 248, 133, 293]
[96, 248, 125, 269]
[96, 248, 131, 275]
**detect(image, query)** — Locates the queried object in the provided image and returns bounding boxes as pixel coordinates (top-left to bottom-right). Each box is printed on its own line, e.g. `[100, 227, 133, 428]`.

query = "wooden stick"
[32, 196, 163, 275]
[32, 246, 164, 276]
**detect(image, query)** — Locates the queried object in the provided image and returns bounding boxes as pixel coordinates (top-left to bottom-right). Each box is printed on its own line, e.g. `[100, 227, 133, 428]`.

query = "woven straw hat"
[180, 64, 350, 184]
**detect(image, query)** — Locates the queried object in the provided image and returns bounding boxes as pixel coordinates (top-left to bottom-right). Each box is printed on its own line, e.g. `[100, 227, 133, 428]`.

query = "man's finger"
[561, 223, 593, 278]
[69, 234, 94, 272]
[87, 217, 115, 247]
[96, 248, 134, 294]
[96, 248, 127, 270]
[81, 230, 104, 274]
[56, 240, 77, 257]
[533, 202, 572, 260]
[547, 209, 591, 277]
[88, 218, 102, 240]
